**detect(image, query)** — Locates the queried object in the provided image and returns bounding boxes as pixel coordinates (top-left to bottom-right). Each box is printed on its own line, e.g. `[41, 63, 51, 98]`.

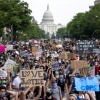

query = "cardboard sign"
[70, 60, 87, 69]
[0, 46, 5, 52]
[79, 67, 90, 76]
[0, 70, 7, 78]
[78, 41, 96, 54]
[68, 53, 76, 59]
[75, 76, 99, 91]
[3, 59, 16, 72]
[59, 54, 68, 59]
[32, 46, 38, 52]
[20, 69, 44, 86]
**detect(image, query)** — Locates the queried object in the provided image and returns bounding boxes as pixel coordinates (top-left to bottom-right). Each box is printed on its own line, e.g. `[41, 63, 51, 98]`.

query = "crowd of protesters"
[0, 39, 100, 100]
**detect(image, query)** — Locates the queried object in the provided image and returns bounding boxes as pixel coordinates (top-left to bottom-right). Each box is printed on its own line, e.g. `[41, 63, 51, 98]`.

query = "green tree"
[51, 33, 55, 39]
[66, 4, 100, 39]
[56, 27, 66, 39]
[0, 0, 32, 40]
[45, 32, 50, 39]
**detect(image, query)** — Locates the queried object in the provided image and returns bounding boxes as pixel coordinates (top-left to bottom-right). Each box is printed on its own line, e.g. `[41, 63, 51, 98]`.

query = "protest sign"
[75, 76, 99, 91]
[79, 67, 90, 76]
[78, 41, 96, 54]
[3, 59, 16, 72]
[6, 45, 13, 51]
[0, 45, 5, 52]
[0, 70, 7, 78]
[32, 46, 38, 52]
[59, 54, 68, 59]
[92, 49, 100, 54]
[70, 60, 87, 69]
[20, 50, 30, 58]
[51, 61, 62, 71]
[36, 52, 42, 57]
[68, 53, 76, 59]
[20, 69, 44, 86]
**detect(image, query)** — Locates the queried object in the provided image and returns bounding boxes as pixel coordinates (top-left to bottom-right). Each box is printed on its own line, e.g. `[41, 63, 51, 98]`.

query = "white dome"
[41, 5, 54, 24]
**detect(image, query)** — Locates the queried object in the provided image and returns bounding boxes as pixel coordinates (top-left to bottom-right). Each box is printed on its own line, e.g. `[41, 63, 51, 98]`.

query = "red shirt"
[95, 65, 99, 75]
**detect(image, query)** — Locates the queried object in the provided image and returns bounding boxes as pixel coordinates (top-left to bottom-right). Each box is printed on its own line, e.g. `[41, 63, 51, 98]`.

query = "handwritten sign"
[51, 62, 62, 71]
[78, 41, 96, 54]
[20, 69, 44, 86]
[32, 46, 38, 52]
[36, 52, 42, 57]
[71, 60, 87, 69]
[3, 59, 16, 72]
[0, 46, 5, 52]
[79, 67, 90, 76]
[75, 76, 99, 91]
[68, 53, 76, 59]
[59, 54, 68, 59]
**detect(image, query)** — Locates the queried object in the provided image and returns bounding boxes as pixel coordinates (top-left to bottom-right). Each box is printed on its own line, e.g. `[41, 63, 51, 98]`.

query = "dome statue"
[41, 4, 54, 24]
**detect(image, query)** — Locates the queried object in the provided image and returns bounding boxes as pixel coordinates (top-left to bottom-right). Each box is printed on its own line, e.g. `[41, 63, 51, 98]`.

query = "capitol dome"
[41, 5, 54, 24]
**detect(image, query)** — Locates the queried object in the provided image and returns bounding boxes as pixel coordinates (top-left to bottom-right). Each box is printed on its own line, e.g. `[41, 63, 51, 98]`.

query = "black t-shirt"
[0, 93, 11, 100]
[57, 78, 66, 91]
[66, 74, 71, 87]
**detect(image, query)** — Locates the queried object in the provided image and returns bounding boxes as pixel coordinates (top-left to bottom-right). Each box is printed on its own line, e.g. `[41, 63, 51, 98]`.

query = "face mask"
[59, 75, 64, 79]
[55, 71, 59, 75]
[52, 83, 58, 89]
[46, 92, 52, 97]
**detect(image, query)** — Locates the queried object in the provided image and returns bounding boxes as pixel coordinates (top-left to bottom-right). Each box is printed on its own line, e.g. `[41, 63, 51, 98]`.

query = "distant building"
[89, 0, 100, 9]
[39, 4, 65, 37]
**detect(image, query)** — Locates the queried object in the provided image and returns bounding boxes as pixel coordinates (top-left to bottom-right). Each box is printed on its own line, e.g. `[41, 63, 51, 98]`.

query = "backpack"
[43, 97, 56, 100]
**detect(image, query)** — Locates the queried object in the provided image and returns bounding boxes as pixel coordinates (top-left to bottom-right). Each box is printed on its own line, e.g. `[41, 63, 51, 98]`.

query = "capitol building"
[39, 5, 65, 37]
[89, 0, 100, 9]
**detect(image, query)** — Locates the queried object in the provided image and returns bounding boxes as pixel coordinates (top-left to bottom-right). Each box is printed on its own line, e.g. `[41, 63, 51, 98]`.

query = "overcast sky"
[23, 0, 95, 25]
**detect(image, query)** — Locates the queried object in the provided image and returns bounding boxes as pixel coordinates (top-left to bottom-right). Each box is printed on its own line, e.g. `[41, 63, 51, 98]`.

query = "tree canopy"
[0, 0, 45, 40]
[66, 3, 100, 39]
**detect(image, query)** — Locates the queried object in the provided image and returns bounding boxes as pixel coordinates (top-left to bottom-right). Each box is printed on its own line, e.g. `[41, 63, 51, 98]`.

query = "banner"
[78, 41, 96, 54]
[20, 69, 44, 86]
[75, 76, 99, 91]
[3, 59, 16, 72]
[0, 46, 5, 52]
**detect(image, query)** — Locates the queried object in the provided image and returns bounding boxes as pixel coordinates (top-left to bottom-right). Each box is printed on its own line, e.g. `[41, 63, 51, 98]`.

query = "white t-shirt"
[12, 76, 21, 92]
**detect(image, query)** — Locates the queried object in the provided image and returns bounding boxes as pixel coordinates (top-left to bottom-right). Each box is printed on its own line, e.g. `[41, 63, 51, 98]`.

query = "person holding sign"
[19, 86, 42, 100]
